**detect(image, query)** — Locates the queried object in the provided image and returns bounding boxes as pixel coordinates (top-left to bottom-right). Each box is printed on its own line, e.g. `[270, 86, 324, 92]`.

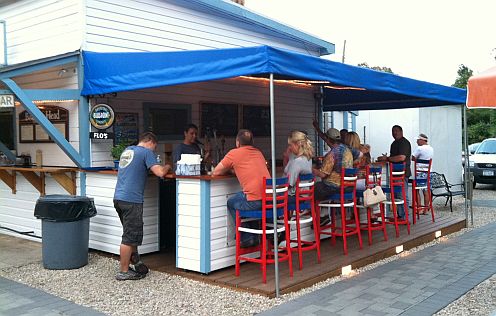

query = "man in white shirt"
[412, 133, 434, 212]
[412, 133, 434, 160]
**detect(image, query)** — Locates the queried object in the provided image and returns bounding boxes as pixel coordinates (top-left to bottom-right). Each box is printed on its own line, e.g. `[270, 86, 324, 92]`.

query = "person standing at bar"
[412, 133, 434, 213]
[379, 125, 411, 220]
[172, 124, 202, 165]
[114, 132, 171, 281]
[212, 129, 270, 248]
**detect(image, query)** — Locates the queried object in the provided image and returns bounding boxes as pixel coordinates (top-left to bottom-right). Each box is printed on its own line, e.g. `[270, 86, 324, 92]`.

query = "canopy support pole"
[462, 105, 473, 226]
[269, 73, 280, 297]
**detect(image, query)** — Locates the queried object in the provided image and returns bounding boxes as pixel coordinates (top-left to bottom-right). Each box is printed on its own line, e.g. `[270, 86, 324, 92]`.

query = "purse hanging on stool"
[363, 186, 387, 207]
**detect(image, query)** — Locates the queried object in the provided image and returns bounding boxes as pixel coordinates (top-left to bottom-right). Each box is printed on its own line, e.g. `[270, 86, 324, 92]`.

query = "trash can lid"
[35, 195, 97, 222]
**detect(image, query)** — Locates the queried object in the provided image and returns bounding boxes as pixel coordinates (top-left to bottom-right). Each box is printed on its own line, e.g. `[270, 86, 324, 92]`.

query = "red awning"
[467, 66, 496, 108]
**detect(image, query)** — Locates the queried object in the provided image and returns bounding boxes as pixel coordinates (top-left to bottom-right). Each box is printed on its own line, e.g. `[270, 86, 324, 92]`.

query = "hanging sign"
[18, 106, 69, 143]
[89, 131, 114, 139]
[89, 104, 115, 130]
[0, 94, 14, 107]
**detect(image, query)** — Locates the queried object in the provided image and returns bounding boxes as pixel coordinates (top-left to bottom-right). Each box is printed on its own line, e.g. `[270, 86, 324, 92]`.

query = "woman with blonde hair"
[284, 130, 314, 198]
[345, 131, 361, 150]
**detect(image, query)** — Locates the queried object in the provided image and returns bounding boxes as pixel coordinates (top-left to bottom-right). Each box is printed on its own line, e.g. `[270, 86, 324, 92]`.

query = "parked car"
[468, 138, 496, 188]
[462, 142, 481, 166]
[469, 142, 481, 154]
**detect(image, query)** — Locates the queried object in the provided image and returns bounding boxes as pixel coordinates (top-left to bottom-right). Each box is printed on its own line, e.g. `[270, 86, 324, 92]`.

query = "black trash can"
[34, 195, 97, 269]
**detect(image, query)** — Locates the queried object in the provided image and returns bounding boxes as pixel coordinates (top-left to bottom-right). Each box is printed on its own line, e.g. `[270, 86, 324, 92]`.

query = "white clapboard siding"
[83, 0, 322, 56]
[208, 178, 240, 271]
[0, 172, 81, 241]
[85, 172, 160, 254]
[0, 0, 82, 65]
[176, 178, 201, 270]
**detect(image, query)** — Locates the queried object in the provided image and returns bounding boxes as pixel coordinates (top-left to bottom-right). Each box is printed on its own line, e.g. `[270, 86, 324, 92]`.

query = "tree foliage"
[452, 64, 472, 89]
[357, 62, 394, 74]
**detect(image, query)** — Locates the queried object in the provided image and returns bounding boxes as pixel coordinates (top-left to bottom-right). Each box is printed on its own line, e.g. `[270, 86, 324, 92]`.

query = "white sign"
[0, 95, 14, 107]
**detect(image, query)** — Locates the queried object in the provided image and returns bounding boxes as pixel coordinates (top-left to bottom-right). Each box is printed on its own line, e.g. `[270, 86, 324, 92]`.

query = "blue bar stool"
[381, 162, 410, 237]
[357, 165, 388, 245]
[411, 158, 434, 224]
[287, 173, 320, 270]
[318, 168, 363, 255]
[235, 176, 293, 283]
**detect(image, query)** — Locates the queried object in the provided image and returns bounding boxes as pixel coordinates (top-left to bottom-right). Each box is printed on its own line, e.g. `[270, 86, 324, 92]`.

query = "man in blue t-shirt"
[113, 132, 171, 281]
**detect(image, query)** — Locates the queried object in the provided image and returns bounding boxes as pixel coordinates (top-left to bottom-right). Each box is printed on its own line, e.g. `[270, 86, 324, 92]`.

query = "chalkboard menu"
[200, 103, 238, 137]
[18, 106, 69, 143]
[114, 112, 139, 145]
[242, 105, 271, 136]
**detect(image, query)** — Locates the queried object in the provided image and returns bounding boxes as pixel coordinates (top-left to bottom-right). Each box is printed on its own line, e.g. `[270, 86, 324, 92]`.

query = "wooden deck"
[144, 215, 466, 298]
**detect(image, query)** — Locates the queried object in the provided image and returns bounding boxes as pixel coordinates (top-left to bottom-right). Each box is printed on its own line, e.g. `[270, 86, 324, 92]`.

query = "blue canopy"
[81, 46, 466, 110]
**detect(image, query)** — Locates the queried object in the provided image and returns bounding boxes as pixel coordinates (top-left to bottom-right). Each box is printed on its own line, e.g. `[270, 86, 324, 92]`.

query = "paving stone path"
[258, 221, 496, 316]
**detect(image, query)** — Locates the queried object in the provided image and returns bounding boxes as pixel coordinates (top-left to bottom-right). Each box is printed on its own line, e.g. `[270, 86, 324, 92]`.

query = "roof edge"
[188, 0, 335, 56]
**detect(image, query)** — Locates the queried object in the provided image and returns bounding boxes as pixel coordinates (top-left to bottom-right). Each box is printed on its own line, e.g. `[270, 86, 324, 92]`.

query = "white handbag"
[363, 186, 387, 207]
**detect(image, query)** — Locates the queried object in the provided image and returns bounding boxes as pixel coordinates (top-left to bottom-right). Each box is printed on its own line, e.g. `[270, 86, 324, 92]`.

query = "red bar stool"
[412, 158, 434, 223]
[287, 173, 320, 270]
[381, 162, 410, 237]
[357, 165, 388, 245]
[235, 176, 293, 283]
[318, 168, 363, 255]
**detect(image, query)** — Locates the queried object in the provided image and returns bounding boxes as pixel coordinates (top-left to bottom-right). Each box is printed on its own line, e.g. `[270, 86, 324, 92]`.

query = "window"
[0, 109, 14, 149]
[242, 105, 271, 137]
[143, 103, 191, 140]
[200, 102, 238, 137]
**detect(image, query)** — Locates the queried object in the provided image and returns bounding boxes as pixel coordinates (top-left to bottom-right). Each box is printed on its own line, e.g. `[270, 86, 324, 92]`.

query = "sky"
[244, 0, 496, 86]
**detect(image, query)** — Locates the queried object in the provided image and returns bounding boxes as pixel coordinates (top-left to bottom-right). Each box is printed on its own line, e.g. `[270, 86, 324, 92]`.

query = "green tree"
[357, 62, 394, 74]
[452, 64, 472, 89]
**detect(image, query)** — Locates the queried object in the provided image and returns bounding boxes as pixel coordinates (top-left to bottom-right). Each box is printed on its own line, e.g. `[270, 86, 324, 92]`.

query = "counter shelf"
[0, 166, 77, 195]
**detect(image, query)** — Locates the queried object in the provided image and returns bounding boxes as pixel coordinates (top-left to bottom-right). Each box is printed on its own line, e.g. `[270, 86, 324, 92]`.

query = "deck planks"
[144, 214, 466, 297]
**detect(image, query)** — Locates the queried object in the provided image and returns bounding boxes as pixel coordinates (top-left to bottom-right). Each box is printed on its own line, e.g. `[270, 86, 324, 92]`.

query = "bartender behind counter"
[172, 124, 210, 168]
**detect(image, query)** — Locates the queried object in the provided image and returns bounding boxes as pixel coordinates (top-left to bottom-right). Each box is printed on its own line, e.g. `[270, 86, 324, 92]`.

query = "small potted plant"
[111, 143, 128, 168]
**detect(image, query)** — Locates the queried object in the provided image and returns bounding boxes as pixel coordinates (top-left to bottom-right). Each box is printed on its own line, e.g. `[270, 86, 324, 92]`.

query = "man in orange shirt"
[213, 129, 270, 248]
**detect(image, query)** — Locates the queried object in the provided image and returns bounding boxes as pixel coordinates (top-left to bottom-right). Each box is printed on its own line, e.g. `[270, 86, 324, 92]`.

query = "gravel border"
[1, 186, 495, 315]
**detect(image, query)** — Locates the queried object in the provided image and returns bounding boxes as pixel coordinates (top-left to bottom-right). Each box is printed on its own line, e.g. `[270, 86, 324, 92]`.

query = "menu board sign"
[18, 106, 69, 143]
[114, 112, 139, 145]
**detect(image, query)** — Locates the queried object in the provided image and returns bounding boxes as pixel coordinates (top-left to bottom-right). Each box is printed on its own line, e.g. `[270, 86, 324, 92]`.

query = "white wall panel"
[0, 0, 82, 65]
[83, 0, 322, 56]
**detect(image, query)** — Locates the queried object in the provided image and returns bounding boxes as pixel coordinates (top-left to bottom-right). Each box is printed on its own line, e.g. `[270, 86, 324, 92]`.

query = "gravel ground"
[0, 185, 495, 316]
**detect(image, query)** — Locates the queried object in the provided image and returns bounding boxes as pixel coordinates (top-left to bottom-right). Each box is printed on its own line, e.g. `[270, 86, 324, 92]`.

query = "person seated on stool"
[213, 129, 270, 248]
[412, 133, 434, 214]
[312, 120, 362, 163]
[312, 128, 353, 226]
[284, 130, 314, 205]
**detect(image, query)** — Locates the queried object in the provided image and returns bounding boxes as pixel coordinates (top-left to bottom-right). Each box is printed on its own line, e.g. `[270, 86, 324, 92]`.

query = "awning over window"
[81, 46, 466, 110]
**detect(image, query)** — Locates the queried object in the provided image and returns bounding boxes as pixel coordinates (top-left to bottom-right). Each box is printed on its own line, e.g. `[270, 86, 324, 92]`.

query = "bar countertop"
[81, 167, 236, 180]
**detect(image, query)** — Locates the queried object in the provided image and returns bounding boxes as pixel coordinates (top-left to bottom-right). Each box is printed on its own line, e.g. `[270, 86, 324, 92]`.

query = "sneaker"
[130, 252, 149, 275]
[115, 269, 146, 281]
